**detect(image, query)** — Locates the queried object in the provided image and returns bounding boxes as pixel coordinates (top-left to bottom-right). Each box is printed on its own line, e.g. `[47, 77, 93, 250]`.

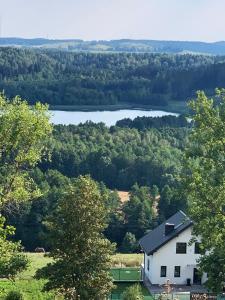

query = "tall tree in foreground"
[181, 90, 225, 292]
[0, 216, 28, 280]
[0, 94, 52, 278]
[36, 175, 115, 300]
[0, 94, 52, 206]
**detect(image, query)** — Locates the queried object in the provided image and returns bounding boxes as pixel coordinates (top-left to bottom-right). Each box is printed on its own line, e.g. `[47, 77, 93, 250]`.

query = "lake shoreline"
[51, 109, 179, 126]
[49, 101, 187, 114]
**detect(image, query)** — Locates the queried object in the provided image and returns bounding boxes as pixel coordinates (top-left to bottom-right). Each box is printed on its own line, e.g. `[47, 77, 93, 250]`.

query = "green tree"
[122, 284, 144, 300]
[123, 184, 154, 239]
[0, 94, 52, 206]
[36, 175, 115, 300]
[121, 232, 137, 253]
[0, 216, 28, 281]
[181, 90, 225, 292]
[0, 94, 52, 278]
[5, 291, 24, 300]
[151, 185, 159, 199]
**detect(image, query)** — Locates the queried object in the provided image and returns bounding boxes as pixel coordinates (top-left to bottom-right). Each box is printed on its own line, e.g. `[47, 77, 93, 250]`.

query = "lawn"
[0, 253, 144, 299]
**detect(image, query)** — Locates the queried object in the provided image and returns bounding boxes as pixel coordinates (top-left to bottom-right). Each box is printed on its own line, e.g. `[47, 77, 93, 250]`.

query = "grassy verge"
[18, 253, 52, 280]
[0, 280, 57, 300]
[0, 253, 144, 299]
[0, 254, 55, 300]
[49, 101, 188, 114]
[111, 253, 143, 267]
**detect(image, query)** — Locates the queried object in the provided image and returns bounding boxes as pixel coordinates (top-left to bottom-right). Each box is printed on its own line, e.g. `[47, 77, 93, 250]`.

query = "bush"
[5, 291, 23, 300]
[125, 259, 140, 267]
[122, 284, 144, 300]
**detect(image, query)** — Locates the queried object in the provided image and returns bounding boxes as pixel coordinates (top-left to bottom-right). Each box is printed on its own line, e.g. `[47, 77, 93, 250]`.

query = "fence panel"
[110, 268, 142, 281]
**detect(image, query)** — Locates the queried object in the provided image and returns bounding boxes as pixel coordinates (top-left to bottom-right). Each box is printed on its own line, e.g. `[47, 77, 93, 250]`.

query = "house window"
[160, 266, 167, 277]
[147, 259, 150, 271]
[195, 242, 201, 254]
[174, 266, 181, 277]
[176, 242, 187, 254]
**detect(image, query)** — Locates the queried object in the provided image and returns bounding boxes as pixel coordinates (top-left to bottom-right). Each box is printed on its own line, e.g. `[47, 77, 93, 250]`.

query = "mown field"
[0, 253, 144, 299]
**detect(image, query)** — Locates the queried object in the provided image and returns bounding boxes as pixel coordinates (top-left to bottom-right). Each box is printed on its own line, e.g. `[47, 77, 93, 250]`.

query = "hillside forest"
[0, 48, 225, 108]
[0, 50, 224, 296]
[4, 114, 189, 252]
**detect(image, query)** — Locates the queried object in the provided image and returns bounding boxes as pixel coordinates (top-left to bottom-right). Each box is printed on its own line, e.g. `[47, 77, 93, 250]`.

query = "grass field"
[0, 253, 144, 299]
[0, 254, 55, 300]
[111, 253, 143, 267]
[18, 253, 53, 280]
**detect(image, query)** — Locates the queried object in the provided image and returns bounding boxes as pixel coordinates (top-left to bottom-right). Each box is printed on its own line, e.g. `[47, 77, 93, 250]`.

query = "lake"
[51, 109, 178, 126]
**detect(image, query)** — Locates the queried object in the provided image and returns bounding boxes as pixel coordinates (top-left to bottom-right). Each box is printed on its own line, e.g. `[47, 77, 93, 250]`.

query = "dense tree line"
[4, 116, 188, 251]
[41, 121, 188, 190]
[1, 48, 225, 106]
[116, 114, 189, 129]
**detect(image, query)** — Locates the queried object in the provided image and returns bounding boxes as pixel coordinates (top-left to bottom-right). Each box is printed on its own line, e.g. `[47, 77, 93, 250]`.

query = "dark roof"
[139, 211, 193, 255]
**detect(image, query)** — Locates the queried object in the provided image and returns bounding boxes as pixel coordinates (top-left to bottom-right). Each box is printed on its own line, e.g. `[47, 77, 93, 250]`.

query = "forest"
[0, 88, 224, 298]
[4, 115, 189, 252]
[1, 47, 225, 108]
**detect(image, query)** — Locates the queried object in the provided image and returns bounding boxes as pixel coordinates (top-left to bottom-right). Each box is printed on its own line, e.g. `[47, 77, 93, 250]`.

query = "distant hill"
[0, 47, 225, 111]
[1, 38, 225, 55]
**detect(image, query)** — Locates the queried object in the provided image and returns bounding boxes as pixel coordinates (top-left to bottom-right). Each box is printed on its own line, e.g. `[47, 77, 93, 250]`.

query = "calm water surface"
[51, 110, 178, 126]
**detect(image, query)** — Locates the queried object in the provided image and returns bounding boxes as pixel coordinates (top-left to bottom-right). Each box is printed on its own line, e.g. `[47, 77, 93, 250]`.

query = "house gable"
[139, 211, 193, 255]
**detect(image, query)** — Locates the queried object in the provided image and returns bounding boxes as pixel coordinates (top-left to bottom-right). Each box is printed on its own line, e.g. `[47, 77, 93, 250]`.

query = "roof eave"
[140, 222, 193, 256]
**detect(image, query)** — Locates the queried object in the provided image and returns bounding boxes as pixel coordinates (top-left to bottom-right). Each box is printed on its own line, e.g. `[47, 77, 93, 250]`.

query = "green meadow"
[0, 253, 144, 299]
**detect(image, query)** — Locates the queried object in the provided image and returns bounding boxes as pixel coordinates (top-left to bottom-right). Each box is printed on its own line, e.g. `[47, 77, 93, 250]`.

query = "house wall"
[144, 227, 207, 285]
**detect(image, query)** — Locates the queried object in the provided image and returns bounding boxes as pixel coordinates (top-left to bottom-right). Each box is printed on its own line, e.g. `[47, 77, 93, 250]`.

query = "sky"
[0, 0, 225, 42]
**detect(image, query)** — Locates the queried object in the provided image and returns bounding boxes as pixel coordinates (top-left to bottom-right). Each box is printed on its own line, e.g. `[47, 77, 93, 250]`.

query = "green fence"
[110, 268, 142, 282]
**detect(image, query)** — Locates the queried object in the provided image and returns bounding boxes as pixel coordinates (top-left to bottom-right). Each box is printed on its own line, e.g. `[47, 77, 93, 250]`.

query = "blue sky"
[0, 0, 225, 41]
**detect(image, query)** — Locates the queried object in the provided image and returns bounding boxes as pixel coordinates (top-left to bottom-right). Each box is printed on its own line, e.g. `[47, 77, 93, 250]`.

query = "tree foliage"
[36, 176, 115, 299]
[1, 48, 225, 107]
[0, 94, 52, 207]
[122, 284, 144, 300]
[123, 184, 154, 239]
[0, 94, 52, 279]
[0, 216, 28, 280]
[5, 117, 189, 250]
[181, 90, 225, 292]
[121, 232, 137, 253]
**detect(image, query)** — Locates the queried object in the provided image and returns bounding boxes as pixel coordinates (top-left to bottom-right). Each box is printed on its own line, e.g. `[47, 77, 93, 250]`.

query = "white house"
[139, 210, 207, 286]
